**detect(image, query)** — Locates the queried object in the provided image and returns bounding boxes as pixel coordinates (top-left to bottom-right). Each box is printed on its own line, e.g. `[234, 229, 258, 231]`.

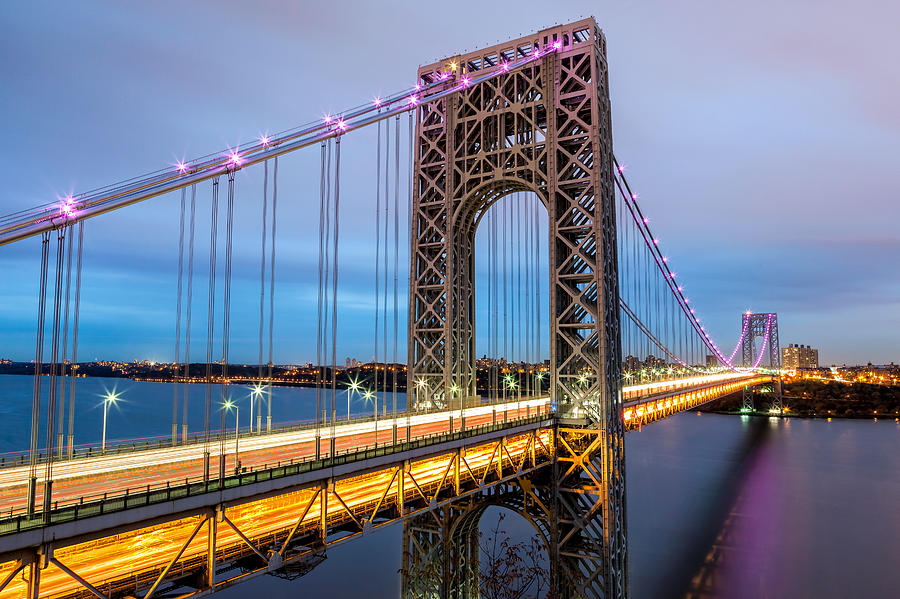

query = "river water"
[0, 375, 897, 598]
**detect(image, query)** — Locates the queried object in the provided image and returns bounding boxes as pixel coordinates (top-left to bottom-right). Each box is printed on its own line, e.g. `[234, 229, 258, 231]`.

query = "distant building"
[782, 344, 818, 370]
[706, 355, 718, 368]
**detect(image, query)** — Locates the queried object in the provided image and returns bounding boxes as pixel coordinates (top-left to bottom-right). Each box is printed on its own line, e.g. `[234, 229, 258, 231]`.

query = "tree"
[478, 512, 552, 599]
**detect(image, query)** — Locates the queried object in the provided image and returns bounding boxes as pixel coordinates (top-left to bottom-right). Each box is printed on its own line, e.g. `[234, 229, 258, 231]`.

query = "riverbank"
[701, 380, 900, 419]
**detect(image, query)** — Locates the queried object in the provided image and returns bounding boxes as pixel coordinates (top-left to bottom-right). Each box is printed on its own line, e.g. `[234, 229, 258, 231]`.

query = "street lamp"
[101, 391, 120, 454]
[223, 399, 240, 473]
[346, 375, 362, 422]
[249, 384, 264, 435]
[415, 378, 427, 411]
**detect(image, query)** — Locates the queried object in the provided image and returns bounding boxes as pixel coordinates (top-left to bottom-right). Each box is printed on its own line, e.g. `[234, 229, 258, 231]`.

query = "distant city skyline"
[1, 1, 897, 365]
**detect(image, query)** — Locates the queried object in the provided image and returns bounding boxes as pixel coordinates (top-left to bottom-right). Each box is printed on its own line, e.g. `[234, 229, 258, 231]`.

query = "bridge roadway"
[0, 372, 768, 598]
[0, 398, 551, 518]
[0, 372, 758, 518]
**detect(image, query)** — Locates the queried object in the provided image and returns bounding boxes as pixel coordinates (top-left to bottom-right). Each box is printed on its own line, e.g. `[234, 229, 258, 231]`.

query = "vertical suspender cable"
[516, 193, 522, 369]
[173, 188, 186, 445]
[203, 178, 219, 481]
[27, 232, 50, 515]
[534, 196, 540, 392]
[43, 227, 66, 513]
[67, 221, 84, 458]
[330, 138, 342, 451]
[182, 186, 196, 443]
[219, 171, 235, 479]
[486, 209, 492, 402]
[492, 198, 498, 403]
[523, 198, 530, 397]
[257, 161, 269, 433]
[407, 110, 414, 431]
[315, 142, 326, 457]
[57, 225, 73, 458]
[393, 116, 400, 430]
[374, 119, 381, 417]
[267, 157, 278, 433]
[502, 198, 508, 381]
[382, 121, 390, 418]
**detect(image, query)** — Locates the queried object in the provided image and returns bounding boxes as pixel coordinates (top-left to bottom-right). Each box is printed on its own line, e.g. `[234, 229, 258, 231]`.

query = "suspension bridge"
[0, 18, 782, 599]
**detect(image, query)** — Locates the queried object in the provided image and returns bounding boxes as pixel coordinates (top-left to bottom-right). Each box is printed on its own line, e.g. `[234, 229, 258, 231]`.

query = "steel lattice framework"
[740, 312, 780, 369]
[740, 312, 783, 413]
[407, 18, 626, 599]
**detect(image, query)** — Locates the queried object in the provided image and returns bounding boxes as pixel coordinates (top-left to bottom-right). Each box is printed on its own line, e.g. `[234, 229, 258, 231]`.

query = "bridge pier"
[400, 423, 626, 599]
[206, 510, 218, 590]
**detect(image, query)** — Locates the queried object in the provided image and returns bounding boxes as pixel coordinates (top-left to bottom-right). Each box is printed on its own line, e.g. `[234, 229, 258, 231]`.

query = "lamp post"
[347, 375, 361, 422]
[415, 378, 427, 412]
[101, 391, 120, 454]
[249, 384, 264, 435]
[223, 399, 240, 473]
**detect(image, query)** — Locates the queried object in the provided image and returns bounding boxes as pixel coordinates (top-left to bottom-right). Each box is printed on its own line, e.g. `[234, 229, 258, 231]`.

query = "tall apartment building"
[782, 344, 818, 370]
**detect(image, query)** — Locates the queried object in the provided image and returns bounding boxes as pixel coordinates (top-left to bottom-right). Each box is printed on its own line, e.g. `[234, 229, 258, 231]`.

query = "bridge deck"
[0, 373, 770, 598]
[0, 418, 554, 599]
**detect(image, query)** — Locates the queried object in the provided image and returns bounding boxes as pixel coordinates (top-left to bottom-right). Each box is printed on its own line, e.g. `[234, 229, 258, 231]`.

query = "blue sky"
[1, 1, 897, 366]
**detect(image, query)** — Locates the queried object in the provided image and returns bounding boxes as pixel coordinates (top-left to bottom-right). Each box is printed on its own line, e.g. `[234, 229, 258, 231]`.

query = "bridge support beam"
[400, 427, 626, 599]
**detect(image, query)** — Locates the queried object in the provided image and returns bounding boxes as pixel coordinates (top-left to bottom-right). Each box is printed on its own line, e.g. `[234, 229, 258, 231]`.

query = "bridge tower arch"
[407, 18, 626, 598]
[740, 312, 783, 412]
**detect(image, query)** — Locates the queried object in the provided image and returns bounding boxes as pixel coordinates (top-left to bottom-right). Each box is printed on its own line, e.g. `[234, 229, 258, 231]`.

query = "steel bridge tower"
[740, 312, 783, 413]
[406, 18, 626, 599]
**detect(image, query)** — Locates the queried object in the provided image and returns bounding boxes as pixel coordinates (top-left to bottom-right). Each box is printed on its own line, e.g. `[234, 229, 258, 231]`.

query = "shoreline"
[699, 409, 898, 422]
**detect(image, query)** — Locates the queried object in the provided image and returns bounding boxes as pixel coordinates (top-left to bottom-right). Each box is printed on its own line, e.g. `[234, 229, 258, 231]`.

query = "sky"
[1, 0, 898, 366]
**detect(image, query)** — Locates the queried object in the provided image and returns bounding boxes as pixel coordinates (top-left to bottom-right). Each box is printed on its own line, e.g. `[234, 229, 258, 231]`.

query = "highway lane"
[0, 398, 550, 515]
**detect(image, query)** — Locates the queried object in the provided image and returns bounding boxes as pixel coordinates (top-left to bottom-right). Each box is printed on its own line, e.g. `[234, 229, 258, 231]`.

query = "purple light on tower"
[553, 40, 562, 49]
[501, 62, 510, 72]
[228, 151, 243, 167]
[408, 94, 418, 106]
[461, 75, 470, 87]
[175, 161, 188, 174]
[259, 135, 270, 146]
[324, 114, 333, 124]
[373, 97, 383, 107]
